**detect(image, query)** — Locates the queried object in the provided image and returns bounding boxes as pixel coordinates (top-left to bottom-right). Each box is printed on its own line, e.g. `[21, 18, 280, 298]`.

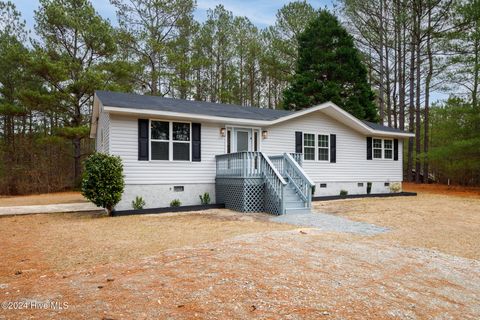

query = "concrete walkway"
[0, 202, 104, 216]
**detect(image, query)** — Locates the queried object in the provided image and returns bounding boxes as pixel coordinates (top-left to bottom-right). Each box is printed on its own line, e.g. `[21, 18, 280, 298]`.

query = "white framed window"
[384, 139, 393, 159]
[372, 138, 393, 160]
[150, 120, 191, 161]
[318, 134, 329, 161]
[303, 133, 315, 161]
[373, 138, 383, 159]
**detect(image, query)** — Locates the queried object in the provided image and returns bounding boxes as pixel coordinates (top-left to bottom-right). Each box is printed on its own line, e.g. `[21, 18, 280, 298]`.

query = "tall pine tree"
[283, 10, 377, 121]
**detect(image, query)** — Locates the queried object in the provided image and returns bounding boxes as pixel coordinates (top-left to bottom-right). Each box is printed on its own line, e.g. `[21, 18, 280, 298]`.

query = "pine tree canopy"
[283, 10, 378, 122]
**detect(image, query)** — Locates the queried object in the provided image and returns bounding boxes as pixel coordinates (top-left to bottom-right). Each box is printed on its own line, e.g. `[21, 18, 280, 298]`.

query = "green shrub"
[170, 199, 181, 207]
[81, 153, 124, 215]
[340, 189, 348, 197]
[199, 192, 211, 205]
[132, 196, 146, 210]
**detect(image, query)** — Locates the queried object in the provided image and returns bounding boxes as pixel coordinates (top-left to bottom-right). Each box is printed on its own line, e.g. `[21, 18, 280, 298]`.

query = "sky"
[13, 0, 333, 31]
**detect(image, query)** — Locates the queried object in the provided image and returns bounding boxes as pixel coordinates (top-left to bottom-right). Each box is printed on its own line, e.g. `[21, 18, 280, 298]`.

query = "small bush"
[367, 182, 372, 194]
[132, 196, 146, 210]
[389, 182, 402, 193]
[170, 199, 181, 207]
[199, 192, 211, 205]
[340, 189, 348, 197]
[81, 153, 124, 215]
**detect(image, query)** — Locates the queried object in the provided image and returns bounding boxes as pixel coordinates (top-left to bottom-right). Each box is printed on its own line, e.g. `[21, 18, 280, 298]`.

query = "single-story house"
[90, 91, 414, 214]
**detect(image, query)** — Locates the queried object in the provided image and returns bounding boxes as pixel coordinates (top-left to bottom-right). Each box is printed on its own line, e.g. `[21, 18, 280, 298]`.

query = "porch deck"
[215, 152, 314, 215]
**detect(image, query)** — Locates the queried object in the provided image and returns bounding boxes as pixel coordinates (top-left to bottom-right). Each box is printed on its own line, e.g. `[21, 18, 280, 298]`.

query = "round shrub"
[81, 153, 124, 215]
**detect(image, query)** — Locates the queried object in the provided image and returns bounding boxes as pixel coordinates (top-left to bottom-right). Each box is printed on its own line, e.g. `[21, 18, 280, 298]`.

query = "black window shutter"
[295, 131, 302, 153]
[330, 134, 336, 163]
[394, 138, 399, 161]
[138, 119, 149, 161]
[366, 137, 372, 160]
[192, 123, 201, 162]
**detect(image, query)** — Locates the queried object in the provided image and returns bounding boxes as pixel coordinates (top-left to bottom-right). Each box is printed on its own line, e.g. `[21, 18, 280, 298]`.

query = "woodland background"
[0, 0, 479, 195]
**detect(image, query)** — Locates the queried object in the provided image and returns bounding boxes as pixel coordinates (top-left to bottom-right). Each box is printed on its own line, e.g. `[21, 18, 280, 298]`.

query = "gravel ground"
[315, 194, 480, 260]
[1, 230, 479, 319]
[0, 191, 479, 319]
[271, 211, 389, 235]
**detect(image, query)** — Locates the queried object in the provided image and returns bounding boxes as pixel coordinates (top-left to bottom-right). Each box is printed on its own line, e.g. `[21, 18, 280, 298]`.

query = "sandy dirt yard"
[0, 187, 479, 319]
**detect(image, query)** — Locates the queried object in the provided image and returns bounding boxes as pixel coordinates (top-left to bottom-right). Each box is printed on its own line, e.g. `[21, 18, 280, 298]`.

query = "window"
[303, 133, 315, 160]
[174, 186, 184, 192]
[151, 121, 169, 160]
[173, 122, 190, 161]
[318, 134, 329, 161]
[358, 182, 364, 187]
[373, 138, 382, 159]
[384, 139, 393, 159]
[151, 120, 190, 161]
[372, 138, 394, 160]
[320, 183, 327, 188]
[384, 182, 390, 187]
[227, 129, 231, 153]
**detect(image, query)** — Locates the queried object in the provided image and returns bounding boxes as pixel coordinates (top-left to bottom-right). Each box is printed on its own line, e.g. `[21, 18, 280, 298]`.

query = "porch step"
[285, 200, 306, 208]
[284, 194, 301, 201]
[284, 207, 311, 214]
[283, 182, 310, 214]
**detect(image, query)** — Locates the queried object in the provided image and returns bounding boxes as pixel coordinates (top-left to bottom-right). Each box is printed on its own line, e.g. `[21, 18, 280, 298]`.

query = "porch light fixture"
[220, 128, 226, 137]
[262, 130, 268, 139]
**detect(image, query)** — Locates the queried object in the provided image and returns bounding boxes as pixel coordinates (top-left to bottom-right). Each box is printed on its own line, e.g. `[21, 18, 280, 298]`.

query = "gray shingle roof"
[95, 90, 293, 121]
[96, 90, 407, 134]
[361, 120, 409, 134]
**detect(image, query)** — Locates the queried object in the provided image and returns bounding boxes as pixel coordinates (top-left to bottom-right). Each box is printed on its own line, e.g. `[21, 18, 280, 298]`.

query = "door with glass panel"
[234, 129, 251, 152]
[230, 128, 261, 174]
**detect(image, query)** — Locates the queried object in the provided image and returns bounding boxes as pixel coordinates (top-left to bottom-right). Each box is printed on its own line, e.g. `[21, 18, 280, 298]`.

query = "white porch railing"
[215, 151, 312, 214]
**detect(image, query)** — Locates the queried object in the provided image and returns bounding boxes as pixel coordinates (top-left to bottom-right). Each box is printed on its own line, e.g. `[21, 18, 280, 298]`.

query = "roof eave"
[102, 102, 414, 138]
[103, 105, 273, 126]
[89, 94, 100, 138]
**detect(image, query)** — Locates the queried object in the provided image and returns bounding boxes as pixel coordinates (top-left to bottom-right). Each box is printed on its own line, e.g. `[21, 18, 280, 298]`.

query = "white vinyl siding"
[107, 111, 403, 186]
[109, 114, 223, 185]
[96, 111, 110, 153]
[262, 112, 403, 182]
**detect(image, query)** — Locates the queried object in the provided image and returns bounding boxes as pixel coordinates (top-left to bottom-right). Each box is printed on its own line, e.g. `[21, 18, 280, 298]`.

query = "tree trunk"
[397, 0, 406, 130]
[378, 0, 385, 124]
[73, 137, 82, 187]
[473, 36, 479, 109]
[414, 0, 422, 184]
[423, 3, 433, 184]
[407, 7, 416, 183]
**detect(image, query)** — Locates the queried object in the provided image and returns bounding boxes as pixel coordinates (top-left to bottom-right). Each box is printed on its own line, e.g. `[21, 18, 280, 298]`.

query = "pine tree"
[283, 10, 377, 122]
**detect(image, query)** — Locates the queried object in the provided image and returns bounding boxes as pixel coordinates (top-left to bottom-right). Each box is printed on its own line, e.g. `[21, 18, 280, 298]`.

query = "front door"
[226, 127, 260, 154]
[235, 128, 251, 152]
